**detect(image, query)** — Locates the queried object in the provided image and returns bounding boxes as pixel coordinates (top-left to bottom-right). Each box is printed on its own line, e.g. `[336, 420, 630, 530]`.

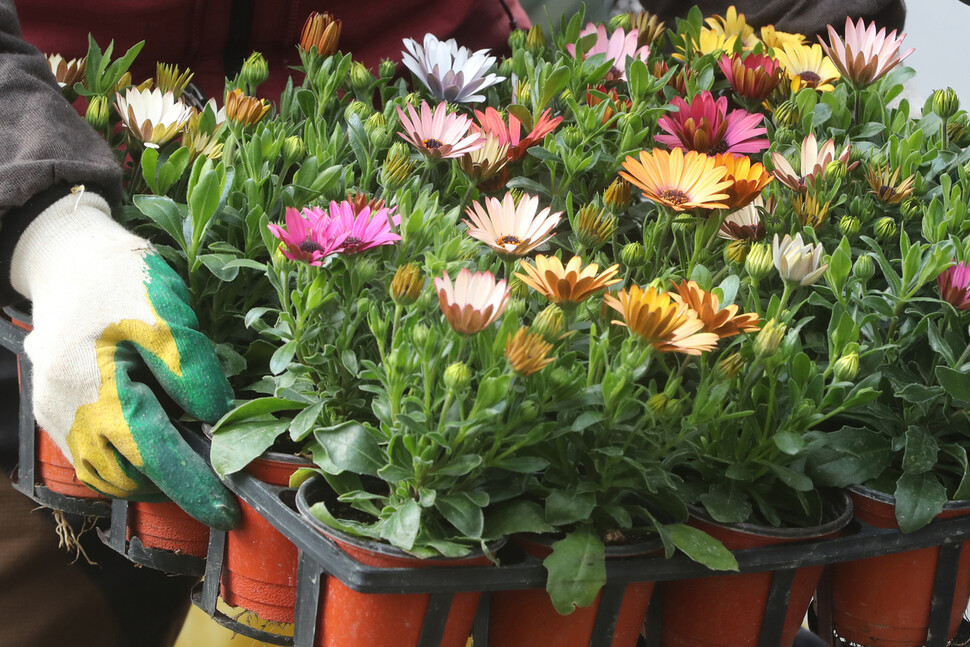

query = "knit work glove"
[10, 191, 239, 529]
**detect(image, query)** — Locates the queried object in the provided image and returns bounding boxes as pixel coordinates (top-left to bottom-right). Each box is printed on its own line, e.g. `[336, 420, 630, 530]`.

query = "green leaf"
[133, 195, 187, 249]
[210, 418, 290, 477]
[289, 401, 324, 441]
[805, 427, 892, 487]
[668, 523, 738, 571]
[902, 426, 939, 474]
[545, 490, 597, 526]
[210, 396, 307, 434]
[491, 455, 549, 473]
[313, 422, 384, 476]
[270, 340, 297, 374]
[894, 472, 947, 533]
[699, 487, 751, 524]
[483, 500, 555, 539]
[937, 366, 970, 402]
[773, 430, 805, 455]
[199, 253, 241, 281]
[543, 528, 606, 615]
[436, 493, 484, 538]
[380, 499, 421, 551]
[434, 455, 483, 477]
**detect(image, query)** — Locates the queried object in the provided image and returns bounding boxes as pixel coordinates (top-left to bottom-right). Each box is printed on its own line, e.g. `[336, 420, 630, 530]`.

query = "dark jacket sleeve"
[0, 0, 122, 305]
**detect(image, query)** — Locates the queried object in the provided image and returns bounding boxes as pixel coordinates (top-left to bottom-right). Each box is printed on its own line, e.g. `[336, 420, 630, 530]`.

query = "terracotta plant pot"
[488, 533, 660, 647]
[219, 451, 310, 623]
[296, 476, 497, 647]
[662, 493, 853, 647]
[127, 500, 210, 557]
[830, 486, 970, 647]
[35, 427, 108, 500]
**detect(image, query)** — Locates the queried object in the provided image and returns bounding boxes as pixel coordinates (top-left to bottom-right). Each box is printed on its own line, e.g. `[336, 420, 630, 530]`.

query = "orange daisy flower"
[670, 280, 761, 339]
[619, 148, 732, 212]
[713, 153, 773, 211]
[505, 327, 555, 376]
[515, 255, 620, 305]
[603, 285, 719, 355]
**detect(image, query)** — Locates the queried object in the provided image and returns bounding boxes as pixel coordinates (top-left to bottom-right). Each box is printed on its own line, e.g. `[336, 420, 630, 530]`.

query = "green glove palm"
[11, 191, 239, 529]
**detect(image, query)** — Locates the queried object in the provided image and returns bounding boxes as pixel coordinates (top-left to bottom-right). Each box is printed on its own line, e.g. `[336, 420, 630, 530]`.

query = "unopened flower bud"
[381, 142, 415, 191]
[391, 262, 424, 305]
[443, 361, 471, 392]
[604, 177, 632, 213]
[509, 275, 530, 300]
[853, 254, 875, 283]
[933, 87, 960, 120]
[240, 52, 269, 92]
[755, 319, 787, 358]
[620, 241, 647, 267]
[825, 159, 847, 184]
[532, 304, 566, 344]
[379, 59, 398, 80]
[913, 174, 929, 196]
[773, 99, 801, 128]
[715, 352, 745, 380]
[354, 257, 378, 284]
[838, 215, 861, 238]
[848, 195, 871, 220]
[499, 58, 515, 79]
[526, 24, 546, 51]
[575, 204, 616, 250]
[508, 28, 527, 51]
[664, 398, 683, 418]
[745, 242, 773, 281]
[833, 352, 860, 382]
[85, 94, 111, 132]
[365, 112, 389, 147]
[514, 79, 531, 104]
[563, 125, 584, 149]
[900, 197, 922, 221]
[412, 323, 430, 346]
[724, 239, 749, 264]
[873, 216, 897, 241]
[949, 114, 970, 146]
[282, 135, 306, 166]
[344, 99, 372, 124]
[647, 393, 668, 415]
[349, 61, 374, 93]
[773, 126, 797, 146]
[506, 297, 527, 320]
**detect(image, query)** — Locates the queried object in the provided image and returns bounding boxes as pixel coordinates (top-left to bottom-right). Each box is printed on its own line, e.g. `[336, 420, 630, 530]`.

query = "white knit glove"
[10, 191, 238, 529]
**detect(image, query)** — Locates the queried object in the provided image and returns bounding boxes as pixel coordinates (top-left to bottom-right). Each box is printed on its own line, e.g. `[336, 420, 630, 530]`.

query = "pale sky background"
[901, 0, 970, 107]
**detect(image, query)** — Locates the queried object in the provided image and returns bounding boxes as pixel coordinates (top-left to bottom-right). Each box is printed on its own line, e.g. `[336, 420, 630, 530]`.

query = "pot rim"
[849, 483, 970, 511]
[515, 529, 664, 557]
[689, 490, 854, 539]
[295, 474, 505, 561]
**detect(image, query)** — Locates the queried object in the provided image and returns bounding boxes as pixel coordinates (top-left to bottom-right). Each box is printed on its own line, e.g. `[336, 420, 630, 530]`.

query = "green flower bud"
[365, 111, 390, 148]
[900, 197, 923, 221]
[772, 99, 800, 128]
[239, 52, 269, 92]
[833, 352, 860, 382]
[604, 177, 632, 213]
[344, 99, 372, 124]
[526, 24, 547, 51]
[509, 275, 530, 300]
[933, 87, 960, 120]
[549, 367, 572, 389]
[773, 126, 797, 146]
[647, 393, 668, 415]
[913, 174, 929, 196]
[499, 57, 515, 79]
[724, 239, 749, 264]
[563, 125, 584, 149]
[354, 257, 378, 284]
[412, 323, 430, 346]
[508, 28, 527, 51]
[853, 254, 875, 283]
[948, 114, 970, 146]
[873, 216, 897, 241]
[443, 361, 471, 392]
[505, 297, 527, 320]
[754, 319, 787, 358]
[620, 241, 647, 267]
[282, 135, 306, 166]
[825, 159, 847, 184]
[349, 61, 374, 92]
[664, 398, 683, 418]
[848, 146, 865, 167]
[745, 242, 774, 281]
[519, 400, 539, 422]
[391, 262, 424, 305]
[381, 142, 415, 192]
[838, 215, 861, 238]
[870, 152, 889, 168]
[575, 204, 616, 250]
[85, 94, 111, 132]
[848, 195, 872, 220]
[532, 304, 566, 344]
[379, 59, 398, 79]
[715, 352, 745, 380]
[609, 13, 633, 31]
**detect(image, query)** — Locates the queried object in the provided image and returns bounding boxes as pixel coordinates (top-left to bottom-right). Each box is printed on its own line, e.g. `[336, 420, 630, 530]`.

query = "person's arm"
[0, 0, 238, 529]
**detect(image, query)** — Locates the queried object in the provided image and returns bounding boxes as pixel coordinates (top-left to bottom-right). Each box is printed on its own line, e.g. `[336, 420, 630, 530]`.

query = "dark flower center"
[299, 239, 324, 253]
[659, 189, 690, 206]
[496, 234, 522, 246]
[799, 71, 821, 87]
[877, 186, 896, 200]
[709, 139, 730, 155]
[424, 138, 444, 149]
[341, 236, 366, 252]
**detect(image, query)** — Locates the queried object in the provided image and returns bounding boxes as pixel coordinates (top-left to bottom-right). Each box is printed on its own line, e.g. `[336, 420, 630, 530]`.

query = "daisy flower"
[401, 34, 504, 103]
[396, 101, 485, 160]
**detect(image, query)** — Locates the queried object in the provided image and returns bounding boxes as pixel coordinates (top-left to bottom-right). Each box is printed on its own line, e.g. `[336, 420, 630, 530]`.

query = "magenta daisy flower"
[396, 101, 485, 160]
[566, 23, 650, 83]
[939, 262, 970, 311]
[268, 207, 331, 265]
[656, 91, 769, 156]
[314, 200, 402, 255]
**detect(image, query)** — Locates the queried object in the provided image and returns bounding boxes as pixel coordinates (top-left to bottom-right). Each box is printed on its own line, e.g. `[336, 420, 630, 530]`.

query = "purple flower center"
[299, 239, 324, 253]
[659, 189, 689, 206]
[799, 71, 821, 87]
[341, 236, 366, 253]
[709, 139, 729, 155]
[496, 234, 522, 246]
[424, 138, 444, 150]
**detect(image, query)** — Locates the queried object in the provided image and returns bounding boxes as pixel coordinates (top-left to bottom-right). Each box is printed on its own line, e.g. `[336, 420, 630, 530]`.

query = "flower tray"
[5, 307, 970, 647]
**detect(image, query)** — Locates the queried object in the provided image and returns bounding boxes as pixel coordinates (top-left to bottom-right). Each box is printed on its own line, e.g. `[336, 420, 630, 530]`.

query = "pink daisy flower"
[473, 107, 564, 162]
[313, 200, 402, 255]
[268, 207, 333, 265]
[819, 17, 914, 88]
[396, 101, 485, 160]
[435, 268, 511, 335]
[656, 91, 769, 156]
[566, 23, 650, 83]
[939, 262, 970, 311]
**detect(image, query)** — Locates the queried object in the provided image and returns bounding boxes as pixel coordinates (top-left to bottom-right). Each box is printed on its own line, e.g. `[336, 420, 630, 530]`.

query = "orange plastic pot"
[220, 452, 310, 623]
[127, 500, 210, 557]
[830, 486, 970, 647]
[489, 534, 659, 647]
[296, 477, 496, 647]
[662, 494, 852, 647]
[35, 427, 107, 500]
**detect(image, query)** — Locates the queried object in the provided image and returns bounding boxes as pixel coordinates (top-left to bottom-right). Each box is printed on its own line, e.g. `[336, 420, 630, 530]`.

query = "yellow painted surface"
[174, 604, 292, 647]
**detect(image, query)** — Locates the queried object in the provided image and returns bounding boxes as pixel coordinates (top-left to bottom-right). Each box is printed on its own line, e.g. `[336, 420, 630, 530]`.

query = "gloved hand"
[10, 190, 239, 529]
